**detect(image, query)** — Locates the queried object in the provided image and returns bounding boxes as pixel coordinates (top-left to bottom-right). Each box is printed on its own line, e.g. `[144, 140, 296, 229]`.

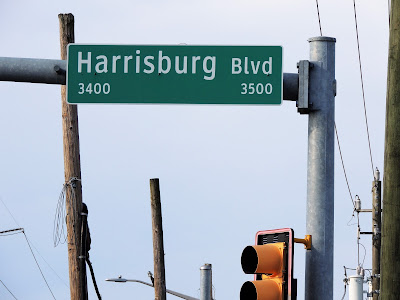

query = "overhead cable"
[315, 0, 323, 35]
[335, 123, 355, 208]
[352, 0, 375, 178]
[313, 1, 356, 211]
[1, 198, 68, 290]
[22, 231, 57, 300]
[0, 279, 18, 300]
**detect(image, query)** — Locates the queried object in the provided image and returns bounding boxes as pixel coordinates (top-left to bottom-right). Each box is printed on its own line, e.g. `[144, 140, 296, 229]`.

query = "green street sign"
[67, 45, 283, 104]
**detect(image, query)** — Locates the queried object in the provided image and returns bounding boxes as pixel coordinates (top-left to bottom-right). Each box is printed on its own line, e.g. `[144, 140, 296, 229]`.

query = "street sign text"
[67, 45, 283, 104]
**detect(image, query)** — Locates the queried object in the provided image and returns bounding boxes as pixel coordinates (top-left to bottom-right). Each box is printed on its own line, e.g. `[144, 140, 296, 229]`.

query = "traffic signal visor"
[240, 242, 285, 300]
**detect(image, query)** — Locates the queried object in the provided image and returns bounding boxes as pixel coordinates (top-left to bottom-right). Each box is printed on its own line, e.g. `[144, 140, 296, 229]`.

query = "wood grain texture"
[59, 13, 86, 300]
[381, 1, 400, 298]
[372, 180, 381, 300]
[150, 179, 167, 300]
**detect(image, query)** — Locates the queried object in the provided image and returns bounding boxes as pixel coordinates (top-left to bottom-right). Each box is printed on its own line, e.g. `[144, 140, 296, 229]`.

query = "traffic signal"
[240, 228, 296, 300]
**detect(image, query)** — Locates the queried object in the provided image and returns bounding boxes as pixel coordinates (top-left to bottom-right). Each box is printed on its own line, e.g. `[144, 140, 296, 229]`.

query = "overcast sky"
[0, 1, 389, 299]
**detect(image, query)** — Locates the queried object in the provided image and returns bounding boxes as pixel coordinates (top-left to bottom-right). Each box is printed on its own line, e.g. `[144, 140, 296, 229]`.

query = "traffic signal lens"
[240, 280, 281, 300]
[241, 243, 284, 275]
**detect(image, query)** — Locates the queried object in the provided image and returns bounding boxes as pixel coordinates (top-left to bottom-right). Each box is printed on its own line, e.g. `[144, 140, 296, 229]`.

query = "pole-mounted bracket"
[297, 60, 313, 114]
[356, 208, 372, 213]
[294, 234, 312, 250]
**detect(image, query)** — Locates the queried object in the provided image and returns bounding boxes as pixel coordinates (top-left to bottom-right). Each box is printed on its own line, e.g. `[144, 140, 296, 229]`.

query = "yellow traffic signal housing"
[240, 228, 296, 300]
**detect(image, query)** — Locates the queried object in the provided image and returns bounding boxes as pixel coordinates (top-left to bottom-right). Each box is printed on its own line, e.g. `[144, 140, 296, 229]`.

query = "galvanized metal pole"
[305, 36, 336, 300]
[200, 264, 212, 300]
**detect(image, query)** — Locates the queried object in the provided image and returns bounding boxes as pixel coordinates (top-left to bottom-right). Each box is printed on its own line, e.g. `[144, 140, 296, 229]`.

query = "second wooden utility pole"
[372, 169, 381, 300]
[59, 13, 87, 300]
[150, 178, 167, 300]
[381, 1, 400, 298]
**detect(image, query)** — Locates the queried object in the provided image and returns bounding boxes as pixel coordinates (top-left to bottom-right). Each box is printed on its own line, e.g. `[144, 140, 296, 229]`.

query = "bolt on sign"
[67, 45, 283, 104]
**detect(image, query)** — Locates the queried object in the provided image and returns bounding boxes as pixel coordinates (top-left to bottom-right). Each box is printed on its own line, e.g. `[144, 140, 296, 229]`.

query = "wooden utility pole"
[381, 1, 400, 298]
[59, 13, 87, 300]
[150, 178, 167, 300]
[372, 170, 381, 300]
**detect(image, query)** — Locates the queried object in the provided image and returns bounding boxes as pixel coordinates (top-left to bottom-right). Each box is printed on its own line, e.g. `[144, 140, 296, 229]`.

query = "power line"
[0, 199, 60, 299]
[0, 228, 23, 235]
[352, 0, 375, 178]
[359, 242, 367, 267]
[0, 228, 24, 237]
[335, 123, 355, 208]
[340, 282, 347, 300]
[314, 1, 356, 211]
[29, 241, 69, 288]
[0, 198, 21, 227]
[22, 231, 57, 300]
[1, 228, 60, 299]
[0, 280, 18, 300]
[0, 228, 57, 299]
[0, 231, 23, 237]
[315, 0, 323, 35]
[0, 198, 68, 288]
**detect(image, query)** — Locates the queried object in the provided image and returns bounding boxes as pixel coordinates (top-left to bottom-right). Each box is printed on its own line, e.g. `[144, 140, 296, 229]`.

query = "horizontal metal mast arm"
[283, 72, 299, 101]
[0, 57, 66, 85]
[0, 57, 299, 101]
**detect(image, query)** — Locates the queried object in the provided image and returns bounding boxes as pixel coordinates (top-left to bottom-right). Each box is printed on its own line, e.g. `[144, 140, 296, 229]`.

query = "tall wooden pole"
[381, 1, 400, 298]
[150, 178, 167, 300]
[59, 13, 86, 300]
[372, 169, 381, 300]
